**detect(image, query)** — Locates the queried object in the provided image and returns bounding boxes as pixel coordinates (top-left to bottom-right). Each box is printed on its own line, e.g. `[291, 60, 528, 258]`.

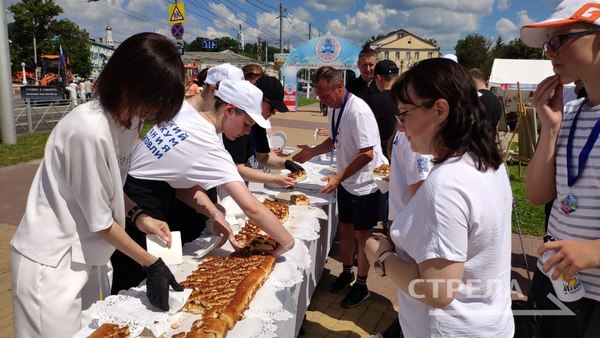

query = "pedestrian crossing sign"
[168, 3, 185, 24]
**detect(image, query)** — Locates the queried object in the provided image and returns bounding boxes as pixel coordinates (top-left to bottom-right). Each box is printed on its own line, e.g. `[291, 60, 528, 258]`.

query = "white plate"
[270, 131, 287, 150]
[182, 235, 222, 259]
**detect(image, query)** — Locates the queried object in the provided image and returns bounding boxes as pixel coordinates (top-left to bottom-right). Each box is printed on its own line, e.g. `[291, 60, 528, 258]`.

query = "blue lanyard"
[566, 98, 600, 187]
[331, 90, 350, 145]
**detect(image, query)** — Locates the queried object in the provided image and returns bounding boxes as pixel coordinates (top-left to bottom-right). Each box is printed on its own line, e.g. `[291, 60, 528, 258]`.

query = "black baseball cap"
[374, 60, 399, 75]
[255, 76, 289, 112]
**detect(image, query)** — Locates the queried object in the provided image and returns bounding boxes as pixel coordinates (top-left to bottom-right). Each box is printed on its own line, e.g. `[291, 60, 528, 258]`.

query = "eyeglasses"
[543, 28, 600, 54]
[395, 101, 433, 125]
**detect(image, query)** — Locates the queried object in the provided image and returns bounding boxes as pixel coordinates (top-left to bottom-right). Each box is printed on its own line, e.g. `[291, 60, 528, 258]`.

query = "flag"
[59, 45, 67, 74]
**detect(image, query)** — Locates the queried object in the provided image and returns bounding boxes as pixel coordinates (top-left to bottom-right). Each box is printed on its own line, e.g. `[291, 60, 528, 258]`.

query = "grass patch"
[298, 98, 319, 107]
[0, 132, 51, 167]
[507, 163, 545, 237]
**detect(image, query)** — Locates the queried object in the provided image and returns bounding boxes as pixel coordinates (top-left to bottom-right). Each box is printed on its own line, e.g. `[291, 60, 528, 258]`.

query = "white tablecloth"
[75, 158, 338, 338]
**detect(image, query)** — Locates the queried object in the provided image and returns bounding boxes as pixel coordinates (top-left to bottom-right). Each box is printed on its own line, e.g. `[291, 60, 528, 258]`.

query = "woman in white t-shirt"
[110, 79, 295, 292]
[365, 58, 514, 337]
[10, 33, 187, 338]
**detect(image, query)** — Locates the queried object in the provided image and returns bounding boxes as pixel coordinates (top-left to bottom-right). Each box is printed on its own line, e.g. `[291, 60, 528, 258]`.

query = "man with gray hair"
[294, 66, 387, 308]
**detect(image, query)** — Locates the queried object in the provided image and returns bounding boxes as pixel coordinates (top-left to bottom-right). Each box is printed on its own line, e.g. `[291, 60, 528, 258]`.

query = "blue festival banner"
[280, 34, 362, 112]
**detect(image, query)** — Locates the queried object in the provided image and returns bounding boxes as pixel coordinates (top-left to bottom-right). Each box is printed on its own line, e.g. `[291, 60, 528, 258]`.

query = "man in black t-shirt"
[469, 68, 502, 130]
[346, 48, 380, 105]
[223, 76, 304, 187]
[370, 60, 399, 160]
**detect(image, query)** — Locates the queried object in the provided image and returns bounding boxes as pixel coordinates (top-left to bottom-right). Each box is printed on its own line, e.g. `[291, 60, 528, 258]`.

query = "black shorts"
[337, 184, 381, 230]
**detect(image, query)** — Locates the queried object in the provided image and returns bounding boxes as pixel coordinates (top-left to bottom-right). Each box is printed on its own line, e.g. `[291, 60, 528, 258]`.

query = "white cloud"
[324, 2, 485, 50]
[516, 9, 535, 26]
[497, 0, 511, 11]
[371, 0, 495, 14]
[495, 17, 517, 41]
[306, 0, 355, 12]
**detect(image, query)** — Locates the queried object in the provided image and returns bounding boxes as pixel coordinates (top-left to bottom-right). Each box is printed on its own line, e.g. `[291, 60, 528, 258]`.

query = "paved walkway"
[0, 103, 543, 337]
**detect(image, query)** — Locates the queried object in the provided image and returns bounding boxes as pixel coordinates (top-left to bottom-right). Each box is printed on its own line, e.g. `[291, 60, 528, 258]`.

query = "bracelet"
[127, 205, 144, 224]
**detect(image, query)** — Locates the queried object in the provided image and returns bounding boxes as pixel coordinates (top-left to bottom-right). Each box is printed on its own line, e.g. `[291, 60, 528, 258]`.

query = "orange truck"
[19, 54, 73, 101]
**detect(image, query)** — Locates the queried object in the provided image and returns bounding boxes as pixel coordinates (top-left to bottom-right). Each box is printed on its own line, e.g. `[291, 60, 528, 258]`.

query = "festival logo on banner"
[284, 84, 297, 112]
[315, 36, 341, 63]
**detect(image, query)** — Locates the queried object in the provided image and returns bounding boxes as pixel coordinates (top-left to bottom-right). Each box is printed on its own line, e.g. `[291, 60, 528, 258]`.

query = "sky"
[6, 0, 563, 54]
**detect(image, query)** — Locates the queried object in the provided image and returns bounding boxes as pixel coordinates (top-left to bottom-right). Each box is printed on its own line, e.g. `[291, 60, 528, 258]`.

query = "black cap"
[374, 60, 399, 75]
[255, 76, 289, 112]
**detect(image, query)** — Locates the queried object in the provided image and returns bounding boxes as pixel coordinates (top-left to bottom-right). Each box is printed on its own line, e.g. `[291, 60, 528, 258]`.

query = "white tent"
[488, 58, 559, 90]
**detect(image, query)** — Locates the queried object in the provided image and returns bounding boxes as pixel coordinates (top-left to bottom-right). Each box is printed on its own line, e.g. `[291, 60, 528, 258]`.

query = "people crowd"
[10, 1, 600, 337]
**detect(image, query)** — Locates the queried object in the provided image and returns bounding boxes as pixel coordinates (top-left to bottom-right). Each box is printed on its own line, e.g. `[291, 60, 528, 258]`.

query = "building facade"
[89, 26, 115, 79]
[367, 29, 440, 73]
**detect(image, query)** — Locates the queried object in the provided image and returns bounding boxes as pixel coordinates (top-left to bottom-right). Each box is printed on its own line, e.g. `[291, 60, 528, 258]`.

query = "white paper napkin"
[146, 231, 182, 265]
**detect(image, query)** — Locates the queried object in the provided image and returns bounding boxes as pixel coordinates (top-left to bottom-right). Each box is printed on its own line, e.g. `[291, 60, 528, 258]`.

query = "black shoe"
[330, 271, 355, 293]
[341, 283, 370, 308]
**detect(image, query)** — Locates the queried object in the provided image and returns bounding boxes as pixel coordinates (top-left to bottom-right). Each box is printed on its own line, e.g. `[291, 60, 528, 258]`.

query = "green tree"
[50, 20, 92, 77]
[8, 0, 92, 78]
[185, 36, 241, 53]
[454, 34, 492, 69]
[502, 38, 544, 60]
[426, 38, 438, 47]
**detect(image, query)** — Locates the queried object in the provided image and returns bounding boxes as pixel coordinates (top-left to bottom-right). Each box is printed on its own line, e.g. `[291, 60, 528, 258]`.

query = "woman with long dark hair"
[11, 32, 185, 337]
[365, 58, 514, 337]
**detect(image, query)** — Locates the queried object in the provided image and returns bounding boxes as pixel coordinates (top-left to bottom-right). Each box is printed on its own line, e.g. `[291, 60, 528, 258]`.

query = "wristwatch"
[374, 251, 394, 277]
[127, 205, 144, 224]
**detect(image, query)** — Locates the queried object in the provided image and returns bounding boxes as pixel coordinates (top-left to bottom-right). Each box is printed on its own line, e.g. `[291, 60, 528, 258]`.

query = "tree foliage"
[453, 34, 544, 76]
[8, 0, 92, 77]
[185, 36, 284, 62]
[455, 34, 492, 70]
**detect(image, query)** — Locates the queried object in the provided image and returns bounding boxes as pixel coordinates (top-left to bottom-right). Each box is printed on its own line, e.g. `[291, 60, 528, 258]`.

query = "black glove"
[285, 160, 304, 172]
[144, 258, 184, 311]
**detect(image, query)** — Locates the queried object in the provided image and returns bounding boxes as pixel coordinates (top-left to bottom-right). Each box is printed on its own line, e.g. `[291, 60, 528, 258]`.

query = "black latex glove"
[144, 258, 183, 311]
[285, 160, 304, 172]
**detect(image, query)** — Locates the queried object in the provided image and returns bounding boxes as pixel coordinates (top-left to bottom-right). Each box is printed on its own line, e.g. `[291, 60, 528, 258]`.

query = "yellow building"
[367, 29, 440, 73]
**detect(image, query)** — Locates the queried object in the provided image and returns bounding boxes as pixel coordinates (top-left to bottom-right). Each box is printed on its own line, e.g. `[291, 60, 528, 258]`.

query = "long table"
[75, 158, 338, 338]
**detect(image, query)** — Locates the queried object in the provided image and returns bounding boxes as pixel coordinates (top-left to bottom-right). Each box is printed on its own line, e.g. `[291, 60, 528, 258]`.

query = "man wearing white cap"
[521, 1, 600, 336]
[110, 80, 294, 292]
[188, 63, 244, 113]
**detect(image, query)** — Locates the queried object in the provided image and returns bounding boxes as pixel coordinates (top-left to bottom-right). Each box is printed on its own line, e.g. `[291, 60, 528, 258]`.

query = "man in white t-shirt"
[79, 80, 87, 102]
[293, 66, 387, 308]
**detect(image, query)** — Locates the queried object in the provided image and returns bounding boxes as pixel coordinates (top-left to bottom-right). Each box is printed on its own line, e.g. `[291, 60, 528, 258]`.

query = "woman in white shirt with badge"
[365, 58, 514, 337]
[110, 79, 295, 292]
[10, 33, 186, 338]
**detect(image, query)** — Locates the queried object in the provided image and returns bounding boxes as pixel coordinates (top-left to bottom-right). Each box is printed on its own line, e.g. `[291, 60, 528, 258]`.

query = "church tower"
[106, 25, 113, 47]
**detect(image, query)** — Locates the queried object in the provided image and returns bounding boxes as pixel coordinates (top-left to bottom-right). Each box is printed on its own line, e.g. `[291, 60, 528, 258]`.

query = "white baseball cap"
[521, 1, 600, 47]
[204, 63, 244, 85]
[442, 54, 458, 63]
[215, 80, 271, 129]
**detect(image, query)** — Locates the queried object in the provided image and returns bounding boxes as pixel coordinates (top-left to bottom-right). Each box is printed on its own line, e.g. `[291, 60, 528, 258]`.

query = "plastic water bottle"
[537, 235, 585, 302]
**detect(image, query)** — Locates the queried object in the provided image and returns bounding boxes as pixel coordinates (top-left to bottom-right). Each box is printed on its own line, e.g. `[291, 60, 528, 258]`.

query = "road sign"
[202, 39, 217, 49]
[171, 23, 184, 39]
[168, 3, 185, 24]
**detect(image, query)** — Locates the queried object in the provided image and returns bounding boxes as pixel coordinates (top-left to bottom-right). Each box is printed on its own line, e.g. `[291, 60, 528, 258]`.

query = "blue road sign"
[202, 39, 217, 49]
[171, 23, 184, 39]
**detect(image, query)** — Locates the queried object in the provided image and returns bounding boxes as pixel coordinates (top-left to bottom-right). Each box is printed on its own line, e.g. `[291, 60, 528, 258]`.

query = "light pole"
[21, 62, 27, 85]
[33, 19, 39, 85]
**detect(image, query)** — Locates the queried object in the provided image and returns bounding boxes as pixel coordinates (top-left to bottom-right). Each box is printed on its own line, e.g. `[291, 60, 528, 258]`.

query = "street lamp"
[21, 62, 27, 85]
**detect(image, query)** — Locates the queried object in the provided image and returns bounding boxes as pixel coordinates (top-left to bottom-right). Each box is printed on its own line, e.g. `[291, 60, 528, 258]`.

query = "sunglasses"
[543, 28, 600, 54]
